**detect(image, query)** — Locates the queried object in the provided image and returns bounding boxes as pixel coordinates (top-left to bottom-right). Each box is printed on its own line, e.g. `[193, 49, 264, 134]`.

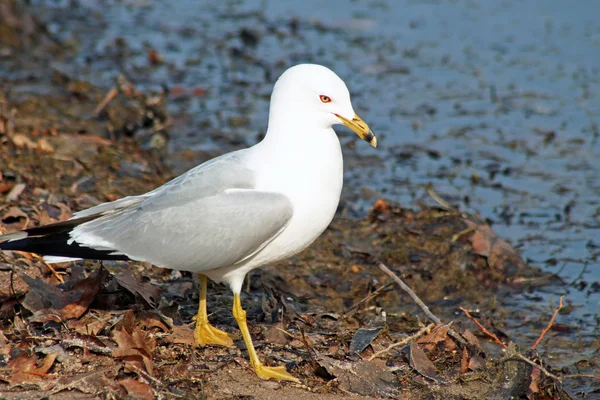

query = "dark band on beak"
[335, 113, 378, 148]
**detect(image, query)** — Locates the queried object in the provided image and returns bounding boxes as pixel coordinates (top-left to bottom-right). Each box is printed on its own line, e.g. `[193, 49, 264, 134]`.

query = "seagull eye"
[319, 95, 332, 103]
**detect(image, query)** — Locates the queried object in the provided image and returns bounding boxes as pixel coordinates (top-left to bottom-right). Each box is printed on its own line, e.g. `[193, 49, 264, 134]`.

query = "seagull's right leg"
[193, 274, 234, 347]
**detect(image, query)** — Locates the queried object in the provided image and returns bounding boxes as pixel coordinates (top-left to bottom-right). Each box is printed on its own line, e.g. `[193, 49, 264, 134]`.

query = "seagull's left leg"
[193, 274, 234, 347]
[232, 292, 300, 382]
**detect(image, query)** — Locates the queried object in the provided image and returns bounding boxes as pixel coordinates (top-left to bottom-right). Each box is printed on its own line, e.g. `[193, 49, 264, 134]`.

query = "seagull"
[0, 64, 377, 382]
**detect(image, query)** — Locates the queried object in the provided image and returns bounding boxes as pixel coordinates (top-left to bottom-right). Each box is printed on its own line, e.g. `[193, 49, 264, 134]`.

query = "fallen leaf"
[115, 270, 161, 308]
[112, 325, 156, 375]
[0, 268, 36, 303]
[165, 325, 196, 346]
[461, 347, 469, 374]
[119, 378, 154, 400]
[464, 219, 526, 276]
[417, 324, 455, 352]
[10, 133, 37, 149]
[316, 355, 399, 397]
[350, 311, 386, 353]
[21, 268, 108, 322]
[50, 368, 112, 395]
[462, 328, 483, 352]
[5, 183, 26, 202]
[0, 353, 57, 389]
[0, 181, 15, 194]
[409, 342, 439, 381]
[1, 206, 29, 232]
[48, 134, 112, 160]
[138, 310, 170, 333]
[67, 313, 111, 336]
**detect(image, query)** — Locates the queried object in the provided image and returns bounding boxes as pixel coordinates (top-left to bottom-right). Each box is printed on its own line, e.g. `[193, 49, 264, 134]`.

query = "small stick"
[451, 225, 476, 243]
[377, 262, 441, 325]
[531, 296, 564, 350]
[426, 185, 456, 211]
[506, 353, 561, 382]
[460, 307, 508, 350]
[368, 323, 434, 361]
[377, 262, 467, 346]
[93, 87, 119, 117]
[343, 282, 393, 317]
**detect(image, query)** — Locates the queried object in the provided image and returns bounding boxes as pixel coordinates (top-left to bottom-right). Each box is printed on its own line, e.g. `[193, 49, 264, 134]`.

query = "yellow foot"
[254, 364, 300, 383]
[194, 322, 234, 347]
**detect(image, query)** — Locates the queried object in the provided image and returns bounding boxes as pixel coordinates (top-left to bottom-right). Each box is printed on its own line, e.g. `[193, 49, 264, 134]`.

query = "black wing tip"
[0, 232, 130, 261]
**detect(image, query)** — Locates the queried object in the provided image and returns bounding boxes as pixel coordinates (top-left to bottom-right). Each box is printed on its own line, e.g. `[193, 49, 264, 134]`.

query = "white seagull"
[0, 64, 377, 382]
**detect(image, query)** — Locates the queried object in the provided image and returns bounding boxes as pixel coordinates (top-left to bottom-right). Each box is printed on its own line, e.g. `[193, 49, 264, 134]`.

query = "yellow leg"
[194, 274, 234, 347]
[232, 293, 300, 383]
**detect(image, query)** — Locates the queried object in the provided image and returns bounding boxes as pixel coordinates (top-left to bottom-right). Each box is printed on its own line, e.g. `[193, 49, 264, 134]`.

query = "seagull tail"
[0, 216, 130, 262]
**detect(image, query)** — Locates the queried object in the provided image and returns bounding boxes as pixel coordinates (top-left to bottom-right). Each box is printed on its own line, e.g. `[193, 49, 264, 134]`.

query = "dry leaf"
[113, 325, 156, 375]
[21, 268, 107, 322]
[409, 342, 438, 381]
[0, 353, 57, 388]
[165, 325, 196, 346]
[115, 270, 161, 308]
[464, 219, 526, 275]
[119, 378, 154, 400]
[1, 206, 29, 232]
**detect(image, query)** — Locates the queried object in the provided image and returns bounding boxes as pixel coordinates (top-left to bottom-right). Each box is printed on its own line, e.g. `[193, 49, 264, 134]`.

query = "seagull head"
[269, 64, 377, 147]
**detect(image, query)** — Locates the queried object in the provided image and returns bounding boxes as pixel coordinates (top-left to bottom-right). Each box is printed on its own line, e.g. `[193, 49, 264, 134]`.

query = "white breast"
[204, 129, 344, 292]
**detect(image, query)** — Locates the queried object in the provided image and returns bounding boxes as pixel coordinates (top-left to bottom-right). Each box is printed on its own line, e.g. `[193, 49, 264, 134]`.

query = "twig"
[426, 185, 456, 211]
[343, 282, 393, 317]
[460, 307, 508, 350]
[451, 225, 477, 243]
[368, 323, 434, 361]
[93, 87, 118, 117]
[506, 353, 561, 382]
[377, 262, 441, 325]
[562, 373, 600, 381]
[531, 296, 564, 350]
[377, 262, 467, 346]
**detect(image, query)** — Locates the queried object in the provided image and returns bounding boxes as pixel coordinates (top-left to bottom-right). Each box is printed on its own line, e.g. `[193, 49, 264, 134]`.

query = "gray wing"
[73, 150, 255, 219]
[67, 150, 293, 271]
[71, 189, 293, 272]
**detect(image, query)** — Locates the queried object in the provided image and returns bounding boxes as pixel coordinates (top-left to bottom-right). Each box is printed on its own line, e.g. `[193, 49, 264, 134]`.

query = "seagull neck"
[262, 113, 330, 150]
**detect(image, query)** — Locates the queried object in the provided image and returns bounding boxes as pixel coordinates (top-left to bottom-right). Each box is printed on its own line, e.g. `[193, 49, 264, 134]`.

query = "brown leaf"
[21, 268, 107, 322]
[316, 355, 399, 397]
[10, 133, 37, 149]
[50, 368, 112, 395]
[0, 268, 37, 303]
[0, 181, 15, 194]
[49, 134, 111, 160]
[529, 367, 541, 394]
[0, 331, 10, 356]
[115, 270, 161, 308]
[461, 347, 469, 374]
[0, 353, 57, 388]
[138, 310, 170, 333]
[165, 325, 196, 346]
[463, 328, 483, 352]
[417, 324, 451, 352]
[409, 342, 438, 381]
[1, 206, 29, 232]
[113, 325, 156, 375]
[67, 313, 111, 335]
[464, 219, 526, 275]
[5, 183, 26, 202]
[119, 378, 154, 400]
[468, 353, 485, 371]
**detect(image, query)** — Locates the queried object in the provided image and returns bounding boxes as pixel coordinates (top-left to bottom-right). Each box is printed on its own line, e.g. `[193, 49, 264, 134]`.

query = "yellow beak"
[336, 113, 377, 148]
